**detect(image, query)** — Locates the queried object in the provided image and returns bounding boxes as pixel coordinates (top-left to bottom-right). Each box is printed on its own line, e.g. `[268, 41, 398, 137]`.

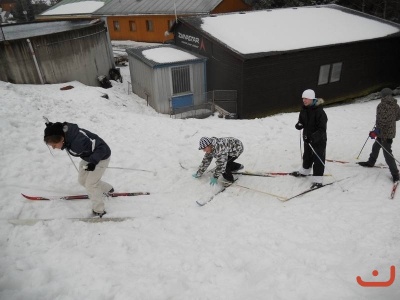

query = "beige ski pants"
[78, 158, 113, 213]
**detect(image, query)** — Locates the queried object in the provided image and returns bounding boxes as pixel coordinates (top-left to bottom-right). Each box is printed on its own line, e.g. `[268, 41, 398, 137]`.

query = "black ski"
[232, 171, 331, 177]
[282, 182, 335, 202]
[196, 179, 238, 206]
[327, 159, 393, 169]
[282, 178, 348, 202]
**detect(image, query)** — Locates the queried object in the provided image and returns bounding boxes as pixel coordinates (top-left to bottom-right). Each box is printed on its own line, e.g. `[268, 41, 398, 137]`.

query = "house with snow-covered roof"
[38, 0, 111, 20]
[174, 4, 400, 118]
[126, 44, 208, 116]
[38, 0, 251, 43]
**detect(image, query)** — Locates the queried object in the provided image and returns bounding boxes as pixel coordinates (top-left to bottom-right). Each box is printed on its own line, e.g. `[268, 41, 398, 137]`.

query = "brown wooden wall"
[107, 0, 251, 42]
[0, 3, 15, 11]
[107, 15, 177, 43]
[212, 0, 250, 14]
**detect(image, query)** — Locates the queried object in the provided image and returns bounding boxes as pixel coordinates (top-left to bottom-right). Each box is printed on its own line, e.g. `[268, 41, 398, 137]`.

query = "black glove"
[85, 163, 96, 171]
[304, 136, 312, 144]
[295, 122, 303, 130]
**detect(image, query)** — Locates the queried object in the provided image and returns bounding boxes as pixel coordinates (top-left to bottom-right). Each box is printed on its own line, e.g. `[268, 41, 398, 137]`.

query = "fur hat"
[380, 88, 393, 97]
[44, 122, 66, 138]
[199, 137, 212, 150]
[302, 89, 315, 99]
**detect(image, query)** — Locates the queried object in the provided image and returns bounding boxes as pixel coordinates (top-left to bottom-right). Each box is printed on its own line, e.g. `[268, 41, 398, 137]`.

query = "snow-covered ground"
[1, 61, 400, 299]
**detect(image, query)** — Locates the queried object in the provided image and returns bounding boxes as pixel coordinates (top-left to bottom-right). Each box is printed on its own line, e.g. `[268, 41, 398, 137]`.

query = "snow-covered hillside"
[0, 63, 399, 299]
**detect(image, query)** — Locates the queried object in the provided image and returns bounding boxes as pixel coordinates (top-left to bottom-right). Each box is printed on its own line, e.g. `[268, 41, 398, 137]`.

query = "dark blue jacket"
[62, 122, 111, 165]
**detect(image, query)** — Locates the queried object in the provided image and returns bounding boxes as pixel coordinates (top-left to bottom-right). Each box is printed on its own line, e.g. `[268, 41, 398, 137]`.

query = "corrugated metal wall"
[0, 21, 114, 86]
[153, 62, 206, 114]
[129, 53, 206, 114]
[153, 67, 171, 113]
[128, 56, 155, 108]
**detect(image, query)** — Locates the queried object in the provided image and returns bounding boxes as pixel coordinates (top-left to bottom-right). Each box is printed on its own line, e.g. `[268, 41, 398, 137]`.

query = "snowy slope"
[0, 64, 399, 299]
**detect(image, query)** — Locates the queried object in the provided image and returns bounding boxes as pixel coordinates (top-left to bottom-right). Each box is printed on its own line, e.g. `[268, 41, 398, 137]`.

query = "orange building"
[39, 0, 251, 43]
[94, 0, 251, 42]
[0, 0, 16, 12]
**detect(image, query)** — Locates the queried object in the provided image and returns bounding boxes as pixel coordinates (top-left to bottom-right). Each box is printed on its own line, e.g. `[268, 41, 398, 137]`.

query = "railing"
[170, 90, 237, 119]
[212, 90, 237, 118]
[171, 103, 213, 119]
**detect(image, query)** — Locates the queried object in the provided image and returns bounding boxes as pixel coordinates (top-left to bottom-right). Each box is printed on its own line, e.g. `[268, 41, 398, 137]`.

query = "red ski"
[21, 192, 150, 201]
[390, 181, 399, 199]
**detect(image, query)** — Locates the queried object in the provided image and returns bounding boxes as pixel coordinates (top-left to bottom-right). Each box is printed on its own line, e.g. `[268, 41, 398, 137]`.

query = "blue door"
[171, 94, 193, 109]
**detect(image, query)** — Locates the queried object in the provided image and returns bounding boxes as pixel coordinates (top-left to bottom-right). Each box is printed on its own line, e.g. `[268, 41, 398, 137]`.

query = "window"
[168, 19, 175, 30]
[318, 64, 330, 85]
[146, 20, 154, 32]
[318, 62, 343, 85]
[113, 21, 120, 32]
[171, 65, 191, 95]
[129, 21, 137, 32]
[330, 62, 342, 83]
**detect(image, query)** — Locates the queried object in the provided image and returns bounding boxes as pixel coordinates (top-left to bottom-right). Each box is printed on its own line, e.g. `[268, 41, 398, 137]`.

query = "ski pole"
[373, 138, 400, 165]
[66, 152, 79, 173]
[234, 184, 287, 201]
[299, 131, 303, 161]
[99, 166, 157, 174]
[356, 136, 369, 159]
[46, 143, 79, 173]
[356, 125, 376, 159]
[356, 136, 370, 159]
[307, 143, 346, 192]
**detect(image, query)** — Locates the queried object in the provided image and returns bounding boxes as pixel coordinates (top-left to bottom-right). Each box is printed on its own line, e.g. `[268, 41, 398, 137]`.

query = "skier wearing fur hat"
[43, 121, 113, 217]
[292, 89, 328, 189]
[193, 137, 244, 186]
[357, 88, 400, 182]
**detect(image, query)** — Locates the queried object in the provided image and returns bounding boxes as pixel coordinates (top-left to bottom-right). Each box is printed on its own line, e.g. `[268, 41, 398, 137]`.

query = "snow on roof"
[94, 0, 223, 15]
[41, 0, 105, 15]
[199, 6, 400, 54]
[0, 20, 96, 41]
[126, 45, 205, 67]
[142, 47, 198, 64]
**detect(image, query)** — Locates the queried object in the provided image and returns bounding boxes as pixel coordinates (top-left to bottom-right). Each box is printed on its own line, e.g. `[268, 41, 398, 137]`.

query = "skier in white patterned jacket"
[193, 137, 244, 185]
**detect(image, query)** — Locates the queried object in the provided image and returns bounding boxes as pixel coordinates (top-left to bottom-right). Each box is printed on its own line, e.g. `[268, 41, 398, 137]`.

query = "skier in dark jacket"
[193, 137, 244, 185]
[43, 121, 113, 217]
[292, 89, 328, 189]
[358, 88, 400, 182]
